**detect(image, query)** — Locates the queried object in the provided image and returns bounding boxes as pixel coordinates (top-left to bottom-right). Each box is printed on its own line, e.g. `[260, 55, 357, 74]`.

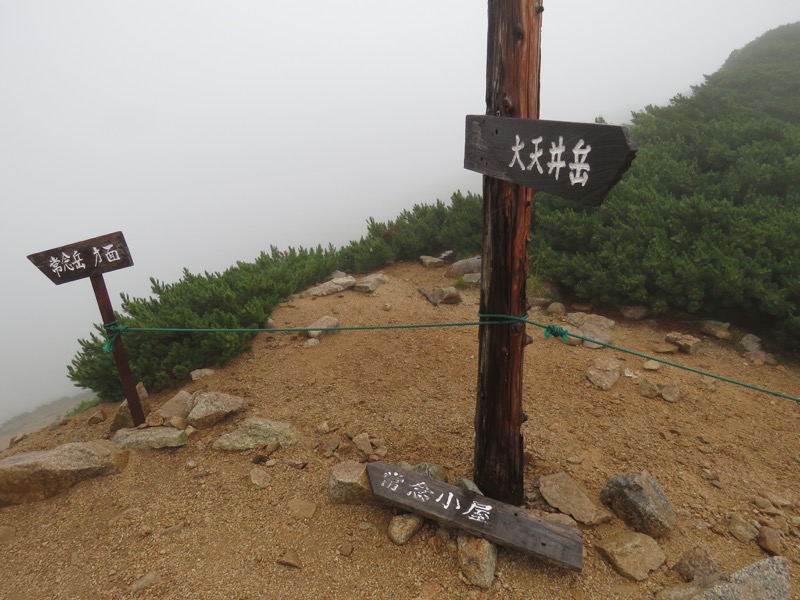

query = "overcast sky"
[1, 0, 798, 425]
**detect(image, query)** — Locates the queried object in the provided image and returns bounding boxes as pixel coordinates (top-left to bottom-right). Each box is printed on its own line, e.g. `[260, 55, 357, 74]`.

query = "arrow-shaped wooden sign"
[464, 114, 637, 206]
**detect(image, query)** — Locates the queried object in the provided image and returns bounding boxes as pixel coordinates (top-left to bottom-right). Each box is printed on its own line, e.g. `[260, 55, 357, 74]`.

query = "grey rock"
[354, 272, 389, 293]
[444, 256, 481, 278]
[639, 377, 662, 399]
[561, 324, 584, 346]
[653, 342, 680, 354]
[737, 333, 762, 354]
[675, 545, 723, 584]
[665, 332, 702, 354]
[697, 557, 791, 599]
[600, 471, 676, 538]
[430, 287, 462, 305]
[546, 302, 566, 315]
[129, 571, 160, 594]
[156, 390, 196, 420]
[304, 338, 320, 349]
[597, 531, 665, 581]
[250, 467, 272, 489]
[457, 535, 497, 589]
[112, 427, 188, 450]
[328, 461, 374, 504]
[586, 357, 621, 391]
[420, 255, 445, 269]
[744, 350, 778, 366]
[304, 276, 356, 297]
[566, 312, 616, 330]
[413, 462, 448, 483]
[388, 513, 424, 545]
[190, 368, 214, 381]
[110, 395, 151, 432]
[581, 323, 614, 349]
[351, 432, 374, 456]
[701, 321, 732, 340]
[187, 392, 244, 429]
[661, 383, 681, 403]
[539, 471, 613, 525]
[620, 305, 650, 320]
[643, 360, 662, 371]
[758, 525, 782, 555]
[462, 273, 481, 284]
[0, 440, 129, 506]
[457, 478, 483, 495]
[213, 417, 300, 451]
[306, 315, 340, 339]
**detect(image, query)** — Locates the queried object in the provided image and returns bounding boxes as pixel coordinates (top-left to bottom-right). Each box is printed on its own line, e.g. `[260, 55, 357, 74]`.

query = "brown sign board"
[27, 231, 133, 285]
[464, 114, 637, 206]
[367, 461, 583, 571]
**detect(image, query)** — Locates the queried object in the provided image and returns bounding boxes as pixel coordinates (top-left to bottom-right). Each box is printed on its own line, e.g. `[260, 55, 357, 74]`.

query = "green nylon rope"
[100, 315, 799, 403]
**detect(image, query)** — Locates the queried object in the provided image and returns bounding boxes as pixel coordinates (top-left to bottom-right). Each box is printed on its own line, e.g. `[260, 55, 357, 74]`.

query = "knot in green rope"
[102, 321, 128, 352]
[544, 324, 570, 343]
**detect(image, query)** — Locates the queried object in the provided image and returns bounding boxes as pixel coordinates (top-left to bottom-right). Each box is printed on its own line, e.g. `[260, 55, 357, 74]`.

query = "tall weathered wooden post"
[468, 1, 637, 504]
[473, 0, 543, 505]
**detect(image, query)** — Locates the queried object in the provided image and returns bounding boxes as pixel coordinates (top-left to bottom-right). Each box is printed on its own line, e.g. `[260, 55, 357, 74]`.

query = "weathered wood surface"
[367, 461, 583, 571]
[465, 114, 637, 206]
[473, 0, 543, 506]
[27, 231, 133, 285]
[90, 274, 145, 426]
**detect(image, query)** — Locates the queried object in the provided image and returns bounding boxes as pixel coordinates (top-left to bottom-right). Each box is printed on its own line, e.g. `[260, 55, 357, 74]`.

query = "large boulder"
[445, 256, 481, 278]
[0, 440, 129, 506]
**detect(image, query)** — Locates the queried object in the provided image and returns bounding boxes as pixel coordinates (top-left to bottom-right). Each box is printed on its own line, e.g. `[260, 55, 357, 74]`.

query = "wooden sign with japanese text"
[464, 115, 637, 206]
[367, 461, 583, 571]
[27, 231, 133, 285]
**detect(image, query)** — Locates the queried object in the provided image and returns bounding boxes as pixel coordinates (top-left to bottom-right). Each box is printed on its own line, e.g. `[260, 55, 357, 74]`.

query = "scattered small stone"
[660, 383, 681, 403]
[457, 535, 497, 589]
[306, 315, 340, 339]
[600, 471, 676, 538]
[186, 460, 198, 469]
[328, 461, 374, 504]
[665, 332, 701, 354]
[758, 525, 783, 555]
[639, 377, 661, 399]
[277, 548, 303, 569]
[338, 542, 354, 557]
[586, 357, 621, 391]
[620, 305, 650, 320]
[129, 571, 160, 594]
[413, 462, 448, 483]
[187, 392, 244, 429]
[190, 368, 214, 381]
[86, 408, 106, 425]
[728, 514, 759, 543]
[430, 287, 462, 305]
[316, 421, 330, 434]
[283, 460, 307, 470]
[597, 532, 665, 581]
[547, 302, 566, 315]
[213, 418, 300, 451]
[697, 376, 717, 392]
[700, 320, 731, 340]
[388, 513, 424, 545]
[352, 432, 374, 456]
[250, 467, 272, 489]
[675, 545, 723, 584]
[538, 471, 613, 525]
[652, 342, 680, 354]
[642, 360, 661, 371]
[420, 255, 445, 269]
[304, 338, 320, 349]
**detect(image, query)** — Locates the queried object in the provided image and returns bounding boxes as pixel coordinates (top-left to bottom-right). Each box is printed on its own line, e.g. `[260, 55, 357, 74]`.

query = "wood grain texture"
[465, 115, 637, 205]
[27, 231, 133, 285]
[367, 461, 583, 571]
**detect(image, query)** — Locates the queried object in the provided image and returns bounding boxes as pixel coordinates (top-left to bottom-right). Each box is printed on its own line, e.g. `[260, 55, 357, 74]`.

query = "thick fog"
[1, 0, 797, 424]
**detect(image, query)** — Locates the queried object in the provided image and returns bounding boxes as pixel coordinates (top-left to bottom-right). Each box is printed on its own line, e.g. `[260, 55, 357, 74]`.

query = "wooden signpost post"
[466, 1, 636, 506]
[27, 231, 145, 426]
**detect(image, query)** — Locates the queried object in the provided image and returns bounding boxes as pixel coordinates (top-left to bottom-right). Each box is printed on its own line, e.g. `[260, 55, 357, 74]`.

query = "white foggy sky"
[1, 0, 798, 424]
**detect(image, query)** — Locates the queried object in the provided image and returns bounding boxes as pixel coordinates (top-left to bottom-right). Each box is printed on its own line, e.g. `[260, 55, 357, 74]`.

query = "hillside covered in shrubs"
[69, 22, 800, 400]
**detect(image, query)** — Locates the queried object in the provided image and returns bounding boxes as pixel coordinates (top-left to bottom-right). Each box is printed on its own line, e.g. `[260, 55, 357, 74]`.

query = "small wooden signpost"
[27, 231, 145, 426]
[367, 461, 583, 571]
[468, 1, 636, 506]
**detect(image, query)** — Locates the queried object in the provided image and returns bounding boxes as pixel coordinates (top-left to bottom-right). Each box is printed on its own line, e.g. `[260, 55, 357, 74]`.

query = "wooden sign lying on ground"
[367, 461, 583, 571]
[464, 114, 637, 206]
[27, 231, 133, 285]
